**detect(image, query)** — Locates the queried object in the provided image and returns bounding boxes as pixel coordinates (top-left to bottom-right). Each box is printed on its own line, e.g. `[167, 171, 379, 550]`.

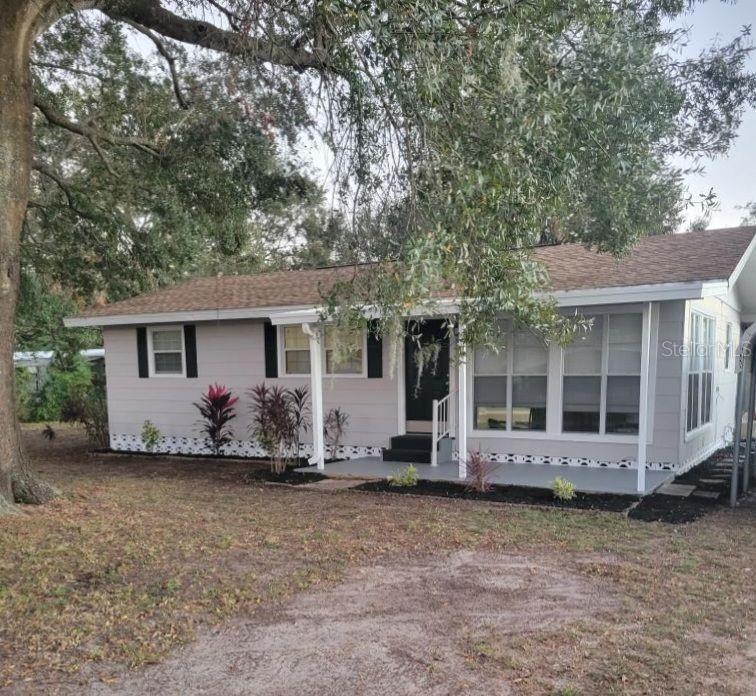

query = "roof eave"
[64, 279, 728, 328]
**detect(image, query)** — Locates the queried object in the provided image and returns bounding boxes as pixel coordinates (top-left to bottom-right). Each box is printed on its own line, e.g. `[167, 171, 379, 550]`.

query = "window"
[686, 313, 715, 433]
[324, 326, 364, 375]
[562, 313, 642, 435]
[280, 325, 365, 376]
[282, 325, 311, 375]
[150, 328, 184, 375]
[473, 321, 548, 431]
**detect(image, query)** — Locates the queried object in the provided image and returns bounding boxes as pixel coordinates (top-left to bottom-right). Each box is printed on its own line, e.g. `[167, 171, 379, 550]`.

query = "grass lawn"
[1, 425, 754, 694]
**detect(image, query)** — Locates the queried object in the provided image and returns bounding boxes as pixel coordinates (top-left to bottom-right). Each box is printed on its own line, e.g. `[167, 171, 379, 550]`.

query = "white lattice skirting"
[110, 434, 383, 460]
[110, 434, 675, 470]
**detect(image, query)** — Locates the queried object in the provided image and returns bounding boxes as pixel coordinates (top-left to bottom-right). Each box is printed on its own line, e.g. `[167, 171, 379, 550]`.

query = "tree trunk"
[0, 0, 57, 511]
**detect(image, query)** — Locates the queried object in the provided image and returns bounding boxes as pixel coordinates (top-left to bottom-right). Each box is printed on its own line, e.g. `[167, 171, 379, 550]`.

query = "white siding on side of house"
[678, 295, 741, 471]
[103, 320, 399, 448]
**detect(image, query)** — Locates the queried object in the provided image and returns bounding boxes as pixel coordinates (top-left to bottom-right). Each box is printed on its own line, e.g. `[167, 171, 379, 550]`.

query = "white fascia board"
[64, 304, 317, 328]
[268, 309, 321, 325]
[547, 280, 727, 307]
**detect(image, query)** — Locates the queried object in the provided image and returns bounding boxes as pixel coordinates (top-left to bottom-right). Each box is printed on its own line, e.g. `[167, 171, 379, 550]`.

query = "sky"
[672, 1, 756, 229]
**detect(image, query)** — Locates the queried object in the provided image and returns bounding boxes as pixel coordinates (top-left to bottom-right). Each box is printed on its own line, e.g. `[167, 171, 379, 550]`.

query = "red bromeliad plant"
[194, 384, 239, 456]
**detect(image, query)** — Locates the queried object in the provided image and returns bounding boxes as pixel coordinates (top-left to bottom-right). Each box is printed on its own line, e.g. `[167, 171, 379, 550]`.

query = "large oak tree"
[1, 0, 754, 511]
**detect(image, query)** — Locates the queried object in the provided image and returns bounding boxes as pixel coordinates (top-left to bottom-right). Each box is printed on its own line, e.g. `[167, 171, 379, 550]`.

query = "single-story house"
[65, 226, 756, 497]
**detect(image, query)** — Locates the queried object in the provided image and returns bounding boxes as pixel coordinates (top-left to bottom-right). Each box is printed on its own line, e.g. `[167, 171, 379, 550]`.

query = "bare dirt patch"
[88, 550, 619, 696]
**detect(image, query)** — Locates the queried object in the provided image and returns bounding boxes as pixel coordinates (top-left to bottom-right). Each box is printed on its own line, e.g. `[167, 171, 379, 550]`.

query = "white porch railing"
[431, 392, 454, 466]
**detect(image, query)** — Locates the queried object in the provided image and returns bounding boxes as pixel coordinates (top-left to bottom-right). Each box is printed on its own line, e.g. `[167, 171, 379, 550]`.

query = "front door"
[405, 319, 450, 427]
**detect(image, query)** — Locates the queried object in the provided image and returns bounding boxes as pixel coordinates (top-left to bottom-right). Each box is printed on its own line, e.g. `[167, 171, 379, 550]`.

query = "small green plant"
[552, 476, 576, 501]
[141, 420, 161, 452]
[388, 464, 419, 488]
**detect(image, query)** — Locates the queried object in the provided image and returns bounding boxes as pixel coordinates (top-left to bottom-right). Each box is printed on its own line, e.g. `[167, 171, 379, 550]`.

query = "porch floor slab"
[295, 457, 674, 496]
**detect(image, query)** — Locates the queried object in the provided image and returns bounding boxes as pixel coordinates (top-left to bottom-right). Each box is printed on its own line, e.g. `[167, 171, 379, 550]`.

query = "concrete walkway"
[296, 457, 673, 496]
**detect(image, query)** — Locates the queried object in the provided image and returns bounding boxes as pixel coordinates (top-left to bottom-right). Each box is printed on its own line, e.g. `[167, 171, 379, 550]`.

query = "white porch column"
[636, 302, 653, 493]
[457, 323, 468, 479]
[302, 323, 325, 469]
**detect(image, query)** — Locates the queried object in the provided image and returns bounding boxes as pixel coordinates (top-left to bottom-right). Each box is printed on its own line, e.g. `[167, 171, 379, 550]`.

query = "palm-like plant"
[248, 383, 296, 473]
[194, 384, 238, 456]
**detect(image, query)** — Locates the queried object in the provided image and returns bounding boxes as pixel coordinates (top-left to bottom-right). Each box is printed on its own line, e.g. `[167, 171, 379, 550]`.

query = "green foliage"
[27, 356, 93, 423]
[320, 0, 756, 347]
[20, 1, 756, 356]
[24, 14, 326, 335]
[15, 273, 100, 354]
[14, 369, 34, 422]
[388, 465, 420, 488]
[60, 370, 109, 448]
[552, 476, 576, 502]
[141, 421, 161, 452]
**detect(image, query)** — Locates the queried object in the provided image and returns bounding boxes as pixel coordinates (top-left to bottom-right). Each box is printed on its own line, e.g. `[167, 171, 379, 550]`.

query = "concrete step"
[382, 447, 432, 464]
[389, 433, 433, 451]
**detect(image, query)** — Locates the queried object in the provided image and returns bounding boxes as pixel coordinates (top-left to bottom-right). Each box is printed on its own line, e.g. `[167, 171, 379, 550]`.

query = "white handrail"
[431, 392, 453, 466]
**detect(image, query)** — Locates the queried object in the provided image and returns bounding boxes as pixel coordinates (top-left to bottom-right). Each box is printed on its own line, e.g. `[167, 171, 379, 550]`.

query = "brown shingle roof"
[73, 226, 755, 320]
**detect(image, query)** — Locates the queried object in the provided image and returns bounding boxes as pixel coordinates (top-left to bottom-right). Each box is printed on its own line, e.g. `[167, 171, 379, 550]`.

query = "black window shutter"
[264, 322, 278, 378]
[184, 325, 198, 378]
[136, 327, 149, 378]
[367, 320, 383, 378]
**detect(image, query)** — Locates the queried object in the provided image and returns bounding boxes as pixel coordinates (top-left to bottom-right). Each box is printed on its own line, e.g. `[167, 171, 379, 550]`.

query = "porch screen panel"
[511, 328, 547, 431]
[472, 323, 508, 430]
[563, 316, 602, 432]
[606, 314, 642, 434]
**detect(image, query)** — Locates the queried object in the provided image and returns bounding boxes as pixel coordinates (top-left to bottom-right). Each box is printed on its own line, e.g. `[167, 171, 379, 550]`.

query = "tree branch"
[121, 17, 189, 109]
[97, 0, 331, 71]
[30, 60, 107, 81]
[33, 97, 162, 157]
[31, 160, 99, 220]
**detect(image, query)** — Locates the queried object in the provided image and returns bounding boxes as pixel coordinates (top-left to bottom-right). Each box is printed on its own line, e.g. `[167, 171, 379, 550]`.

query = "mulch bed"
[353, 478, 637, 512]
[628, 494, 723, 524]
[628, 450, 733, 524]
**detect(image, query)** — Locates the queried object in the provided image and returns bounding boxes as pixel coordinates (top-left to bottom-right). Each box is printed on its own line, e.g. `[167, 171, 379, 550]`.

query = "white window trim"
[148, 325, 186, 378]
[277, 324, 368, 378]
[561, 312, 644, 437]
[684, 310, 716, 439]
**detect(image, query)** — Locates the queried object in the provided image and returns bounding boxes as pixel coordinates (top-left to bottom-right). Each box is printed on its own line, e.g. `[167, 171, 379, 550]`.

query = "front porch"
[296, 457, 674, 496]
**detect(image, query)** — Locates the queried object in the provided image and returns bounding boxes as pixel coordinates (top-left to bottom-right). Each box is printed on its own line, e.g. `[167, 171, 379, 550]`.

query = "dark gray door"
[405, 320, 450, 422]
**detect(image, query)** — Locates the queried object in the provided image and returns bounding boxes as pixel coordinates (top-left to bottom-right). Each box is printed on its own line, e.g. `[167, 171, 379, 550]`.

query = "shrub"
[388, 464, 419, 488]
[324, 407, 349, 459]
[141, 420, 161, 452]
[14, 368, 34, 421]
[248, 383, 297, 473]
[194, 384, 238, 456]
[288, 386, 310, 461]
[465, 450, 498, 493]
[552, 476, 576, 501]
[29, 355, 93, 422]
[61, 370, 109, 449]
